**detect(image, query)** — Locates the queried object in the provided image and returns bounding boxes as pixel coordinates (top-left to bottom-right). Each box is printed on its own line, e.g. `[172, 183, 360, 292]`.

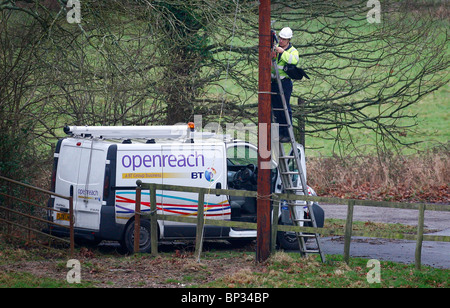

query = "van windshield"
[226, 145, 258, 166]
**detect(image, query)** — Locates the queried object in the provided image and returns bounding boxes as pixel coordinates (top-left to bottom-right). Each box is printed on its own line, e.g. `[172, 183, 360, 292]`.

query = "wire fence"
[0, 175, 75, 256]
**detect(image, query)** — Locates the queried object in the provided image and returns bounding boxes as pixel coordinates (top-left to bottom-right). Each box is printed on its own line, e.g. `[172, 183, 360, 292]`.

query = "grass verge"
[0, 233, 448, 288]
[202, 252, 449, 288]
[324, 218, 432, 235]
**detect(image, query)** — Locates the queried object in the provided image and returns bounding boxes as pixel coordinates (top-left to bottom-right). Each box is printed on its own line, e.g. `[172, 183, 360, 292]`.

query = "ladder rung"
[285, 204, 307, 208]
[285, 200, 307, 204]
[302, 249, 320, 253]
[284, 191, 307, 195]
[284, 187, 306, 191]
[279, 156, 295, 159]
[293, 218, 312, 223]
[272, 108, 286, 111]
[298, 233, 316, 238]
[281, 171, 301, 175]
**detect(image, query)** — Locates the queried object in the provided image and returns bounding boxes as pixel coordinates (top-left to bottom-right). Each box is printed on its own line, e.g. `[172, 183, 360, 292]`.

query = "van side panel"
[114, 143, 229, 239]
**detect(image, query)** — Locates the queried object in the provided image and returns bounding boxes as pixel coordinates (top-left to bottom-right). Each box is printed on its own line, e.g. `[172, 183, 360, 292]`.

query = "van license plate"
[56, 213, 70, 221]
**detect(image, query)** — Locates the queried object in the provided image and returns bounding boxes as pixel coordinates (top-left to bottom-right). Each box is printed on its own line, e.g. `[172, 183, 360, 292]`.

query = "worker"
[271, 27, 299, 143]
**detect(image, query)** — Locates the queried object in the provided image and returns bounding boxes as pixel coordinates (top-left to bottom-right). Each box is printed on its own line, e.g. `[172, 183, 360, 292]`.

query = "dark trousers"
[271, 78, 293, 138]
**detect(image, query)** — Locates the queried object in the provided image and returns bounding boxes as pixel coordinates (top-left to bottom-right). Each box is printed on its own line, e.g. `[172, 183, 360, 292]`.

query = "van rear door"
[53, 139, 105, 231]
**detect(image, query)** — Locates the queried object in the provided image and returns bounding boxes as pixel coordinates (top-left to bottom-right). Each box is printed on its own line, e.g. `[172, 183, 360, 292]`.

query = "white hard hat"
[279, 27, 293, 39]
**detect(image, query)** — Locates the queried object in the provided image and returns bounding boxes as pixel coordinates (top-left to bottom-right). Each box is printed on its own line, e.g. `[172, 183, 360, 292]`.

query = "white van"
[47, 124, 324, 252]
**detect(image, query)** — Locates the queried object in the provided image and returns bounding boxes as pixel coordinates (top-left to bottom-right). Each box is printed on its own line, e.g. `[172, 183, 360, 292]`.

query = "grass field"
[0, 249, 447, 288]
[300, 82, 449, 157]
[0, 219, 448, 288]
[203, 252, 449, 288]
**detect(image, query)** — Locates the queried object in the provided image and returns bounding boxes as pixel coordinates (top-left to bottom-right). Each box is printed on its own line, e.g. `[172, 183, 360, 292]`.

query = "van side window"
[227, 145, 258, 166]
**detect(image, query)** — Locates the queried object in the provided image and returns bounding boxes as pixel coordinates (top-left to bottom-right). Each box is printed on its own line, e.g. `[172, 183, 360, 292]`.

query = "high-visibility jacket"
[271, 43, 299, 80]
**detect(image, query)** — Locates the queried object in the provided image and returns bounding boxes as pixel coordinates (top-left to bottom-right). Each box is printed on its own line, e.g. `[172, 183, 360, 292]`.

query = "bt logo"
[191, 168, 216, 182]
[205, 168, 216, 182]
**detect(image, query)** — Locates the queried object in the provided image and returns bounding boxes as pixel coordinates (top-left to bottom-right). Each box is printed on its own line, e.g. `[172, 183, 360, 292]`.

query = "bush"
[307, 145, 450, 203]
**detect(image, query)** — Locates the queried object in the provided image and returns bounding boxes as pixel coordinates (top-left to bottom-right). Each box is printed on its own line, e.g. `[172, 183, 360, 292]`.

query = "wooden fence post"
[149, 183, 158, 257]
[134, 183, 142, 253]
[344, 199, 355, 264]
[415, 203, 426, 270]
[195, 188, 206, 262]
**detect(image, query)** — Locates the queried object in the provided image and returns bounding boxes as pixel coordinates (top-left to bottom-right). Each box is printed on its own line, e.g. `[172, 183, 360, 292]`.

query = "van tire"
[123, 220, 152, 254]
[277, 224, 300, 251]
[277, 203, 324, 250]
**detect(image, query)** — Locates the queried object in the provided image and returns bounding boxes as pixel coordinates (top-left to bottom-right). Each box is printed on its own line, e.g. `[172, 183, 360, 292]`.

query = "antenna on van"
[64, 124, 195, 141]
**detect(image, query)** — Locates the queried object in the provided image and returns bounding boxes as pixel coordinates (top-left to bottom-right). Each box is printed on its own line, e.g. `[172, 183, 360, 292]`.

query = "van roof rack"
[64, 123, 195, 140]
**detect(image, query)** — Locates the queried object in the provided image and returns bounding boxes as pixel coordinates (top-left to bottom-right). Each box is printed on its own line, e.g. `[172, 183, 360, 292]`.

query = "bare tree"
[0, 9, 53, 178]
[137, 0, 259, 124]
[269, 0, 449, 154]
[0, 0, 448, 181]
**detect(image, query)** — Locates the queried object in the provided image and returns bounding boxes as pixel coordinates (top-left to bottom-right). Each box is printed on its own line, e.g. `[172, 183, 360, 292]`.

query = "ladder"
[271, 57, 325, 262]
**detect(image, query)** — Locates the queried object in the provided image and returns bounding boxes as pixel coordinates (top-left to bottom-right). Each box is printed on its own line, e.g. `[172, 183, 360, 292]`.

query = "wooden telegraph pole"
[257, 0, 272, 263]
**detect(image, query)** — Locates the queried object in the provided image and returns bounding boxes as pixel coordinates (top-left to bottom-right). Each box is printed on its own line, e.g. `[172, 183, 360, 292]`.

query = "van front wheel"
[123, 220, 152, 254]
[277, 228, 300, 251]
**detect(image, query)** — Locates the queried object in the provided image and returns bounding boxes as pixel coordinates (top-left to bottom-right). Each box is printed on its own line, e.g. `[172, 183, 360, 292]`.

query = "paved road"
[318, 204, 450, 269]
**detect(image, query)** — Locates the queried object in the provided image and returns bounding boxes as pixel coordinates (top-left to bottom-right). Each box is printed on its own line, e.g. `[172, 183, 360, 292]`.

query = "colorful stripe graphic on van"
[115, 191, 231, 218]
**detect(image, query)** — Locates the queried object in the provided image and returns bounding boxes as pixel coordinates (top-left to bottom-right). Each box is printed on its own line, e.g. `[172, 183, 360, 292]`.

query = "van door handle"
[215, 182, 221, 196]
